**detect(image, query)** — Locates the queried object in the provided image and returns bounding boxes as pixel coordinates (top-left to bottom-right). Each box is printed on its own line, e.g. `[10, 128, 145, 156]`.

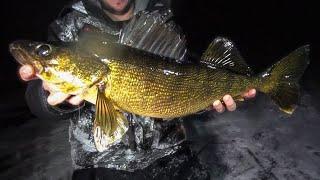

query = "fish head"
[9, 40, 108, 95]
[9, 40, 67, 76]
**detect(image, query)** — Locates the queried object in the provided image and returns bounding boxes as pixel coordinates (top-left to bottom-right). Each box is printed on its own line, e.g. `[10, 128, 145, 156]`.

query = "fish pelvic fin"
[93, 83, 128, 152]
[258, 45, 310, 114]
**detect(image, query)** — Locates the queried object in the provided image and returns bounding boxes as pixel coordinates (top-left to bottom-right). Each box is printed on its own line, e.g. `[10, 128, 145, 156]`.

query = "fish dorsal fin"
[120, 10, 187, 62]
[201, 37, 253, 75]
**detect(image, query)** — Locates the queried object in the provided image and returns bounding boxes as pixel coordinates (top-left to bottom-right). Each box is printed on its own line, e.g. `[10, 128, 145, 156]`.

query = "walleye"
[9, 12, 310, 152]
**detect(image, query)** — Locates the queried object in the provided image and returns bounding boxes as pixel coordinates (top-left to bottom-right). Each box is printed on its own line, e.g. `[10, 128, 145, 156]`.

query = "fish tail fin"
[258, 45, 310, 114]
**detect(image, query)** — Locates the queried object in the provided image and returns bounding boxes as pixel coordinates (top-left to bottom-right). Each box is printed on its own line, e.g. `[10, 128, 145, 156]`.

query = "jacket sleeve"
[47, 10, 85, 42]
[25, 80, 85, 120]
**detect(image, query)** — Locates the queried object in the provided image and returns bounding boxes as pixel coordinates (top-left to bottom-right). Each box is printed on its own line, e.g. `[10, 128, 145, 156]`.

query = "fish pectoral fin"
[93, 85, 128, 152]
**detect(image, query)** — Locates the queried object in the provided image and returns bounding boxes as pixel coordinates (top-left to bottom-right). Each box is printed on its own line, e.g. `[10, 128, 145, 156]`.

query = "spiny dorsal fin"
[120, 10, 187, 62]
[200, 37, 253, 75]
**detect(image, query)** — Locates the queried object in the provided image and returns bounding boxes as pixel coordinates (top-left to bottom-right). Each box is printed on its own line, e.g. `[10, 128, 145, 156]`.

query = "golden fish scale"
[56, 51, 108, 83]
[104, 50, 254, 119]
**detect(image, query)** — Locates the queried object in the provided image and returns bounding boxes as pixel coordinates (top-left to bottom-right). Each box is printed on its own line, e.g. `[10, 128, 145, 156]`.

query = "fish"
[8, 12, 310, 152]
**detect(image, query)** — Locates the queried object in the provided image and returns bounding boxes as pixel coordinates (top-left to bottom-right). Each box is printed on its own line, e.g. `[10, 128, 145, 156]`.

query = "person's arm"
[47, 10, 85, 43]
[25, 79, 84, 120]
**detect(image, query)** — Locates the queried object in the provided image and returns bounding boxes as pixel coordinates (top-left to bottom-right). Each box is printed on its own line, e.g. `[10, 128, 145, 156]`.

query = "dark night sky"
[0, 0, 319, 125]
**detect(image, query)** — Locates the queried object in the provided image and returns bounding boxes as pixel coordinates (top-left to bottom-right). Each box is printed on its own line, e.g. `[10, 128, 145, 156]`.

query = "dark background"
[0, 0, 319, 179]
[173, 0, 318, 70]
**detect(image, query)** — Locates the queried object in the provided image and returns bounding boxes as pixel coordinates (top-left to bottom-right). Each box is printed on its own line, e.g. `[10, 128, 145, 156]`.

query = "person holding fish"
[14, 0, 261, 175]
[18, 0, 256, 115]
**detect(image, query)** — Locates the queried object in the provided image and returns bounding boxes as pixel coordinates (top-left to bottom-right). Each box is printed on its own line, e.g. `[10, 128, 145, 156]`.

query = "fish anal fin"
[93, 83, 128, 152]
[201, 37, 253, 76]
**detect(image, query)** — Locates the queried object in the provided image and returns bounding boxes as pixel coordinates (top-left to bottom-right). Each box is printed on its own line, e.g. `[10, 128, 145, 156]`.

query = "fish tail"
[258, 45, 310, 114]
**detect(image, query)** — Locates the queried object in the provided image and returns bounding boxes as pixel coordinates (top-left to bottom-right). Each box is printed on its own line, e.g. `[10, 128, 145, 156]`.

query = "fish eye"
[36, 44, 52, 57]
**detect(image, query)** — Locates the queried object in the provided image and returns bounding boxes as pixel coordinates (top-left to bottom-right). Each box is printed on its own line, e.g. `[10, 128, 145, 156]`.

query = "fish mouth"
[9, 41, 34, 66]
